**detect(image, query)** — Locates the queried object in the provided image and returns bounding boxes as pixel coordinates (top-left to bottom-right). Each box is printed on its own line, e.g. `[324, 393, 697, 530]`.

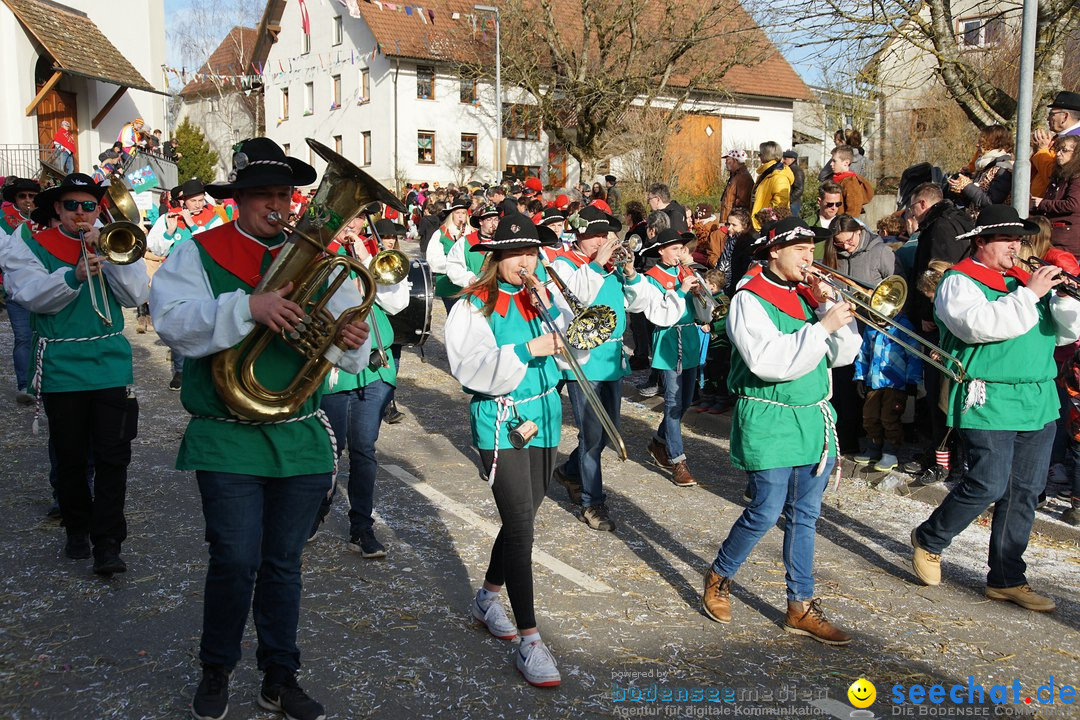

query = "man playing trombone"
[702, 217, 860, 644]
[3, 173, 149, 576]
[910, 205, 1080, 613]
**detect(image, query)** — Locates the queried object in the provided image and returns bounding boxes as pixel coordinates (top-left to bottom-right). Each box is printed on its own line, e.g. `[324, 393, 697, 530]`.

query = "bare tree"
[459, 0, 774, 181]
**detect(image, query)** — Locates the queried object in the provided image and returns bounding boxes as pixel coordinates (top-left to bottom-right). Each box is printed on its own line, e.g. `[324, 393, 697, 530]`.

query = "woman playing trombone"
[445, 215, 573, 688]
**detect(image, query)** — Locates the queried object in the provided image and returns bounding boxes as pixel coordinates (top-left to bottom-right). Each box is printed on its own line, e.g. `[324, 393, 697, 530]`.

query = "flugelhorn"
[540, 258, 617, 350]
[211, 138, 405, 421]
[801, 262, 965, 382]
[362, 202, 410, 286]
[1014, 256, 1080, 300]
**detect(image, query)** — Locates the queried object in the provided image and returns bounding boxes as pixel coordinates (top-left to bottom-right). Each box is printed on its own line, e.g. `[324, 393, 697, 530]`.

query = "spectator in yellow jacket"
[751, 141, 794, 229]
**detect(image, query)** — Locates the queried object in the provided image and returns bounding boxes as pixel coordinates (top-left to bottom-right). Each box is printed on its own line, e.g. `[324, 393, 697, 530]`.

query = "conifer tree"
[174, 118, 220, 184]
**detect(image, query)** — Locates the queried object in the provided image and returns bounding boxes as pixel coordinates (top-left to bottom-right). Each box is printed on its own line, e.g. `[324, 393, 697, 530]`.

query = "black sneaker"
[46, 504, 63, 520]
[259, 668, 326, 720]
[169, 372, 183, 391]
[191, 664, 229, 720]
[553, 464, 583, 505]
[347, 529, 386, 559]
[64, 534, 91, 559]
[93, 543, 127, 576]
[384, 402, 404, 424]
[579, 503, 614, 531]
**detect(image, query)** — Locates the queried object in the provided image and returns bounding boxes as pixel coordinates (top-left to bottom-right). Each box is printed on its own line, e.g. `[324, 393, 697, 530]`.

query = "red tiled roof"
[346, 0, 809, 101]
[180, 26, 259, 98]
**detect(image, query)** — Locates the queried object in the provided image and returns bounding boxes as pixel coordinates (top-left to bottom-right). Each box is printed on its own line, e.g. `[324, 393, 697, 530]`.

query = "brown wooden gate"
[664, 113, 722, 196]
[36, 87, 78, 171]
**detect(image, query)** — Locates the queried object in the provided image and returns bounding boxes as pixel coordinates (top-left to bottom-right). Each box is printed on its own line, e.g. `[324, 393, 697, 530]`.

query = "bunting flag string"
[161, 40, 382, 87]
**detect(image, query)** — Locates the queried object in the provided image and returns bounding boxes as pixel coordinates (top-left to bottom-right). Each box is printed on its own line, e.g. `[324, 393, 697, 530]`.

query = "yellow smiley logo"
[848, 678, 876, 709]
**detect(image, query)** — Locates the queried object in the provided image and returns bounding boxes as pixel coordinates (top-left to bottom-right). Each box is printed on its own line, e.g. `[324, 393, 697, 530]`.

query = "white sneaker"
[874, 453, 898, 471]
[470, 597, 517, 640]
[515, 639, 561, 687]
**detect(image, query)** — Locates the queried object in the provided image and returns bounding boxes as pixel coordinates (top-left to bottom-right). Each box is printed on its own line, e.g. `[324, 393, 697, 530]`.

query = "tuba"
[38, 159, 67, 188]
[211, 138, 406, 421]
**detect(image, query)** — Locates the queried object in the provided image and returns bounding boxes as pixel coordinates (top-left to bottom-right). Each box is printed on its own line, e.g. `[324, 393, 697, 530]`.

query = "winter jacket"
[719, 166, 753, 222]
[908, 201, 974, 327]
[829, 228, 899, 288]
[818, 149, 867, 182]
[664, 200, 689, 233]
[751, 160, 794, 229]
[1035, 173, 1080, 257]
[606, 184, 621, 216]
[958, 152, 1013, 215]
[719, 232, 757, 297]
[789, 162, 805, 204]
[834, 172, 875, 217]
[853, 314, 924, 390]
[693, 219, 726, 268]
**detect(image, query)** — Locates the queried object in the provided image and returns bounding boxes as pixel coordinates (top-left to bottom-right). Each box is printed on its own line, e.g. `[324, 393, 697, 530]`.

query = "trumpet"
[679, 259, 718, 323]
[539, 259, 617, 350]
[363, 202, 411, 286]
[609, 234, 641, 266]
[1013, 256, 1080, 300]
[801, 262, 965, 383]
[519, 268, 627, 461]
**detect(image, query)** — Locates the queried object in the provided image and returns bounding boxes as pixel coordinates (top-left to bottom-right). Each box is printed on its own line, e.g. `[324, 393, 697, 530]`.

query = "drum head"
[388, 258, 433, 347]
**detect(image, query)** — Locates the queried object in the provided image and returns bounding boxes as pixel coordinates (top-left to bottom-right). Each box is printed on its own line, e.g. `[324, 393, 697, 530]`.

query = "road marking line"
[383, 464, 614, 594]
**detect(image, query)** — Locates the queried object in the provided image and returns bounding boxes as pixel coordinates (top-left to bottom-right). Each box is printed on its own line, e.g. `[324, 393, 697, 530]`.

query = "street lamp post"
[474, 5, 502, 178]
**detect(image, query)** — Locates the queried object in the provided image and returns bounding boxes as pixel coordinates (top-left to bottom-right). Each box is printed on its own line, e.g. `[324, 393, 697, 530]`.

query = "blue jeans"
[563, 379, 622, 507]
[196, 470, 331, 672]
[318, 381, 394, 536]
[657, 367, 699, 463]
[915, 422, 1055, 588]
[172, 352, 184, 375]
[712, 458, 835, 601]
[7, 299, 31, 391]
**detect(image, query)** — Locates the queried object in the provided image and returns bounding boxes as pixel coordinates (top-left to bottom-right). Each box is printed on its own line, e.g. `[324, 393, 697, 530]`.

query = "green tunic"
[176, 232, 335, 477]
[552, 255, 629, 381]
[434, 229, 462, 297]
[25, 227, 134, 393]
[645, 265, 701, 371]
[464, 283, 563, 450]
[727, 290, 834, 471]
[324, 304, 397, 392]
[936, 267, 1059, 431]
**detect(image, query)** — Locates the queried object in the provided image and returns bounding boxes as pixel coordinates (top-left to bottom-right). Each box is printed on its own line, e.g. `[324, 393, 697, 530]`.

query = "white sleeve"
[0, 223, 24, 272]
[445, 237, 476, 288]
[623, 277, 686, 326]
[1049, 293, 1080, 346]
[726, 290, 834, 382]
[372, 260, 410, 316]
[934, 274, 1040, 344]
[553, 257, 604, 305]
[322, 268, 371, 374]
[445, 298, 528, 396]
[4, 234, 81, 314]
[814, 299, 861, 367]
[425, 229, 449, 273]
[100, 258, 150, 307]
[145, 215, 171, 256]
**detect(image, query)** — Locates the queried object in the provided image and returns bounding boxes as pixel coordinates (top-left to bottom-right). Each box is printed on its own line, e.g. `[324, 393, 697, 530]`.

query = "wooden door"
[547, 144, 567, 189]
[664, 113, 722, 196]
[36, 88, 78, 170]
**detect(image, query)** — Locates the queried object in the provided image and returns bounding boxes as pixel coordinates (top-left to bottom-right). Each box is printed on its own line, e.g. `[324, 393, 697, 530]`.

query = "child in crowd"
[831, 145, 875, 217]
[853, 312, 924, 472]
[694, 269, 731, 414]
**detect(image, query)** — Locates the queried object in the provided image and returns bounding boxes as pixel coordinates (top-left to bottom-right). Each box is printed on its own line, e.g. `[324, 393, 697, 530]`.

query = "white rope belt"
[672, 323, 694, 373]
[193, 408, 340, 477]
[487, 386, 557, 487]
[738, 394, 838, 481]
[30, 331, 123, 434]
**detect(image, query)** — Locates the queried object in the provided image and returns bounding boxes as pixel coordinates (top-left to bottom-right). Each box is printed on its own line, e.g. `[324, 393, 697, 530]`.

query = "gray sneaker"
[515, 639, 561, 687]
[470, 596, 517, 640]
[579, 503, 614, 531]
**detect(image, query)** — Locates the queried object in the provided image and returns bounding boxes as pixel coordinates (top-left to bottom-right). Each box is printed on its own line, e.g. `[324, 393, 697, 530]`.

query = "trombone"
[519, 268, 628, 461]
[80, 182, 147, 326]
[801, 261, 966, 383]
[1013, 256, 1080, 300]
[539, 258, 617, 350]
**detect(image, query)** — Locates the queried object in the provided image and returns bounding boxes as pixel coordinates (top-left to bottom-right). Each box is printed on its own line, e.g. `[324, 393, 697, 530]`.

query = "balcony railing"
[0, 144, 50, 180]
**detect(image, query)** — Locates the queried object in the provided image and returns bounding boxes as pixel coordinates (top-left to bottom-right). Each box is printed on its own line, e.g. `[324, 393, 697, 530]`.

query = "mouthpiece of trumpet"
[267, 211, 283, 223]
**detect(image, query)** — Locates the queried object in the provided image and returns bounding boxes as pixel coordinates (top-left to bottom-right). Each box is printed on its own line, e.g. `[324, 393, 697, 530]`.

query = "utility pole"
[474, 5, 501, 177]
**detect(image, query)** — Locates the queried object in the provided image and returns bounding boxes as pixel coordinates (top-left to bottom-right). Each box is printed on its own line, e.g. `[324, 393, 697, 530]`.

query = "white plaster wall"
[176, 93, 259, 181]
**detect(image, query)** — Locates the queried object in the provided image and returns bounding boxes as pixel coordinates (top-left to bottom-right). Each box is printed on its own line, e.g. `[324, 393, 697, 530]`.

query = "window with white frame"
[362, 131, 371, 166]
[331, 75, 341, 109]
[332, 16, 343, 46]
[359, 68, 370, 102]
[958, 15, 1005, 48]
[280, 87, 289, 120]
[304, 82, 314, 115]
[417, 131, 435, 164]
[416, 66, 434, 100]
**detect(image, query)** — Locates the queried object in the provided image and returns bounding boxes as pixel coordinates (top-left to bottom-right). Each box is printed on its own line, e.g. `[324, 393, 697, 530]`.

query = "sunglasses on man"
[61, 200, 98, 212]
[822, 201, 843, 209]
[15, 192, 37, 200]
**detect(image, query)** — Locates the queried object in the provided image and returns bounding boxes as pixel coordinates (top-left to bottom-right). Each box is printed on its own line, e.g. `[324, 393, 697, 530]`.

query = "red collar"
[196, 222, 287, 288]
[646, 264, 692, 290]
[741, 272, 818, 320]
[33, 227, 85, 265]
[833, 171, 857, 183]
[472, 285, 546, 320]
[951, 257, 1029, 293]
[466, 230, 486, 247]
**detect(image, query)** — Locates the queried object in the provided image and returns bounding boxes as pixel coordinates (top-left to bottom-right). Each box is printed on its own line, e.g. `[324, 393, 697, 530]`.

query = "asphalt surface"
[0, 281, 1078, 720]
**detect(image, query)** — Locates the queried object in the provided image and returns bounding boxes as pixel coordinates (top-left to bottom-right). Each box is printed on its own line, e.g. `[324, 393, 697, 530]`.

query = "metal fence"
[0, 144, 49, 180]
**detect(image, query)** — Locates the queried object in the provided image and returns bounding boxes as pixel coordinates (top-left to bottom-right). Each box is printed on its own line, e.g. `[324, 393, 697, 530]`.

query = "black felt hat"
[538, 207, 566, 226]
[439, 197, 471, 221]
[640, 228, 694, 258]
[35, 173, 107, 210]
[471, 213, 558, 252]
[1048, 91, 1080, 113]
[748, 216, 830, 254]
[2, 177, 40, 203]
[469, 204, 500, 228]
[206, 137, 316, 199]
[955, 204, 1040, 241]
[175, 178, 206, 200]
[569, 204, 621, 236]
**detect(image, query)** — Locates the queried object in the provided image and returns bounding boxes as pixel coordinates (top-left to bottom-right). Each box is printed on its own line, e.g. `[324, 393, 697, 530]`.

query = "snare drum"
[388, 258, 433, 347]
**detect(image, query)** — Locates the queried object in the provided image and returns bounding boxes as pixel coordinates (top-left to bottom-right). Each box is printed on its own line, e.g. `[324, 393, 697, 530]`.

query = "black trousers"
[43, 387, 134, 550]
[831, 364, 863, 454]
[479, 446, 556, 630]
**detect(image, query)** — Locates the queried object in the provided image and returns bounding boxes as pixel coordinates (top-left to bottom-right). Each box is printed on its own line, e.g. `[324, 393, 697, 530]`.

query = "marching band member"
[425, 197, 470, 312]
[308, 217, 410, 557]
[625, 227, 705, 487]
[445, 204, 498, 289]
[4, 173, 149, 576]
[702, 217, 859, 644]
[911, 205, 1080, 612]
[150, 138, 370, 720]
[445, 216, 571, 688]
[1, 177, 41, 404]
[549, 205, 633, 530]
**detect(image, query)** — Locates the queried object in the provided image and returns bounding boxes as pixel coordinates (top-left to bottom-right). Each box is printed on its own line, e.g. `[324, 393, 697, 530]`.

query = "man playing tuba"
[150, 138, 371, 720]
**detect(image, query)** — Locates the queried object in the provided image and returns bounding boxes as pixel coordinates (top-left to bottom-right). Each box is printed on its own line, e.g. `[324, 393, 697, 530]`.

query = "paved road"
[0, 298, 1077, 720]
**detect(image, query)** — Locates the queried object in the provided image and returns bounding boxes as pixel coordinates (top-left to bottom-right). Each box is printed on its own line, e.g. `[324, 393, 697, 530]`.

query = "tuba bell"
[211, 138, 407, 421]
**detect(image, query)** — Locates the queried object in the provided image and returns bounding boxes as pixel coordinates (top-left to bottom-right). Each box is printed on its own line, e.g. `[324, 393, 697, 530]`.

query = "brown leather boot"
[670, 461, 697, 487]
[702, 569, 732, 623]
[783, 599, 851, 645]
[647, 438, 673, 468]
